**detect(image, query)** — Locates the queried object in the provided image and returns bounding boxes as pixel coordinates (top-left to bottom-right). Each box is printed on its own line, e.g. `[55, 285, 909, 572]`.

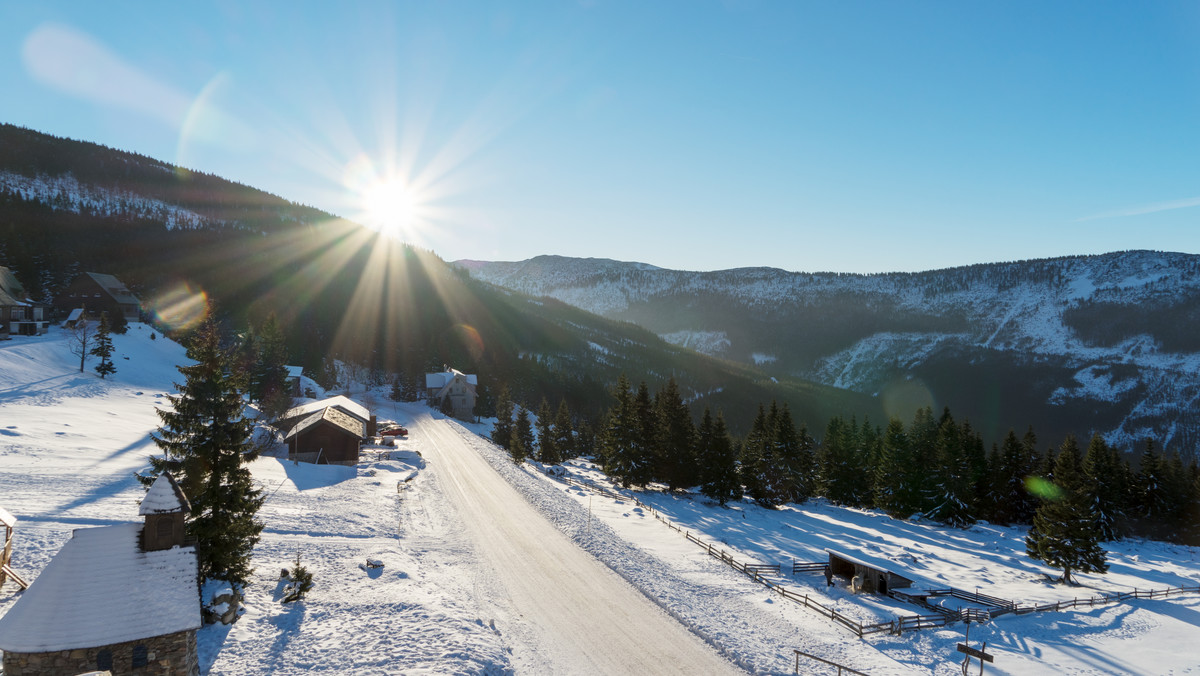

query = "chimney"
[139, 472, 191, 551]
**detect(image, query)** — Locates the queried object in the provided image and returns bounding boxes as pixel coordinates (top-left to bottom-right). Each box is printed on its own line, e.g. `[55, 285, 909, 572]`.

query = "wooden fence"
[536, 467, 1200, 638]
[793, 649, 870, 675]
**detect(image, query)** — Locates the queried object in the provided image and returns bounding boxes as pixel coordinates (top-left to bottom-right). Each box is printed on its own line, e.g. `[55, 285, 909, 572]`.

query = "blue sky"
[3, 2, 1199, 273]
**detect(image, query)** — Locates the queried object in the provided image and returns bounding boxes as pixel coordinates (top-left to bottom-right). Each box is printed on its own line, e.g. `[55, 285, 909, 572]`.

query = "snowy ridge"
[0, 170, 220, 230]
[461, 251, 1200, 449]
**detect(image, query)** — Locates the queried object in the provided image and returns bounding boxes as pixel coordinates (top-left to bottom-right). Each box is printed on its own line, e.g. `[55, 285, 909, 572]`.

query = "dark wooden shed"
[826, 549, 914, 595]
[286, 407, 364, 465]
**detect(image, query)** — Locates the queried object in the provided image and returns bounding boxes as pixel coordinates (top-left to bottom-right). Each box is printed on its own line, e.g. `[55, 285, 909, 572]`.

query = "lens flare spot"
[151, 284, 208, 331]
[881, 376, 936, 421]
[1025, 476, 1064, 502]
[452, 324, 484, 361]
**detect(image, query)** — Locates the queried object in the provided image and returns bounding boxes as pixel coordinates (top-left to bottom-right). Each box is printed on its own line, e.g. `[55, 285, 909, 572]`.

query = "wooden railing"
[794, 649, 870, 675]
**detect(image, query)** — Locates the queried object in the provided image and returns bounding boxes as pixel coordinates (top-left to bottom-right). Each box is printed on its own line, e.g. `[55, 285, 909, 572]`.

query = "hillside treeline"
[501, 376, 1200, 546]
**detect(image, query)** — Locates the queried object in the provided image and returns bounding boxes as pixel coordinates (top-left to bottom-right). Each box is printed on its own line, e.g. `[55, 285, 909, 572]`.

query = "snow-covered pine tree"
[739, 405, 772, 506]
[90, 313, 116, 379]
[1082, 433, 1127, 541]
[142, 317, 264, 591]
[774, 404, 813, 503]
[1025, 435, 1108, 585]
[926, 414, 976, 528]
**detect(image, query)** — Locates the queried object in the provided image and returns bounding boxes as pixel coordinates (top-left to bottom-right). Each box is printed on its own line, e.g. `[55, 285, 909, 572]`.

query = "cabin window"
[97, 649, 113, 670]
[132, 644, 148, 668]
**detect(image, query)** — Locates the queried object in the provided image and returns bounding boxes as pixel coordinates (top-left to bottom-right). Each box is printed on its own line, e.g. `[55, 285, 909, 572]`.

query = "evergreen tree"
[873, 417, 911, 517]
[551, 400, 575, 460]
[927, 413, 976, 527]
[389, 377, 403, 402]
[740, 405, 772, 505]
[698, 409, 740, 505]
[575, 418, 596, 459]
[600, 375, 647, 488]
[90, 313, 116, 379]
[1025, 435, 1108, 584]
[991, 429, 1037, 525]
[510, 407, 534, 464]
[491, 385, 514, 450]
[655, 378, 696, 491]
[776, 405, 814, 503]
[536, 398, 560, 464]
[141, 317, 264, 589]
[1082, 433, 1127, 541]
[251, 313, 289, 406]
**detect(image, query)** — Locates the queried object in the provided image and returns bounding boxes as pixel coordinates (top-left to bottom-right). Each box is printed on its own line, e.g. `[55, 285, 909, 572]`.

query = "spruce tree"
[90, 313, 116, 379]
[535, 399, 559, 464]
[551, 400, 575, 460]
[1082, 433, 1127, 541]
[927, 413, 976, 527]
[1025, 435, 1108, 585]
[251, 313, 289, 406]
[600, 375, 646, 488]
[698, 408, 740, 505]
[740, 405, 772, 505]
[655, 378, 696, 491]
[873, 417, 911, 517]
[510, 407, 534, 464]
[142, 317, 264, 590]
[492, 385, 514, 450]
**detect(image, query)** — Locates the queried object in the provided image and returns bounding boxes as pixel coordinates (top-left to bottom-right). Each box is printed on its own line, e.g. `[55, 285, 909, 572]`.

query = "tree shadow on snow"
[275, 457, 358, 491]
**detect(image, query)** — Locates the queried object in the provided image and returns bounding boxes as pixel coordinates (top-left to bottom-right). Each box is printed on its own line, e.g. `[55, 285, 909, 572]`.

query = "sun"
[361, 177, 418, 239]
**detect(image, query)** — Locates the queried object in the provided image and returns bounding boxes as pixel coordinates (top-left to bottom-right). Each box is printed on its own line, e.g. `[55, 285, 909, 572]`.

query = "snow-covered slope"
[4, 326, 1200, 674]
[460, 252, 1200, 450]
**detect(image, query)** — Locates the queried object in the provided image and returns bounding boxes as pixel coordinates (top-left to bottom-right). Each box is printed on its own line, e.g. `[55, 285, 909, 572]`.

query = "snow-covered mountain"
[458, 251, 1200, 452]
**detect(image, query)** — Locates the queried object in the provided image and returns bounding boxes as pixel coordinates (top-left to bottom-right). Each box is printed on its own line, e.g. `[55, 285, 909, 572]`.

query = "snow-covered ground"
[2, 326, 1200, 674]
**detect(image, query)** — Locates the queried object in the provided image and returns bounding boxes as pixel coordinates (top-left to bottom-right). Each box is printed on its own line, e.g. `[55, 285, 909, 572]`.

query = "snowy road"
[416, 413, 744, 675]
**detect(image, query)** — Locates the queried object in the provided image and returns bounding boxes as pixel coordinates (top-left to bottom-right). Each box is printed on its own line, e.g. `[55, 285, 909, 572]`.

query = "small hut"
[825, 549, 914, 595]
[0, 473, 200, 676]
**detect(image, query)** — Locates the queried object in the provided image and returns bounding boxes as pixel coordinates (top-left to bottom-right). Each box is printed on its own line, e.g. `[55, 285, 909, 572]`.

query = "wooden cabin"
[286, 406, 365, 465]
[53, 272, 141, 323]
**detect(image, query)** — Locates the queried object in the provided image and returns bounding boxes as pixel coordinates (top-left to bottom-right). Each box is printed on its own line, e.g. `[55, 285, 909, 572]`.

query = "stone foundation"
[1, 629, 197, 676]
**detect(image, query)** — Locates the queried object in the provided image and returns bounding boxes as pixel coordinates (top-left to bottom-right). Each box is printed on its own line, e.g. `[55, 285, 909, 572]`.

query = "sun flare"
[362, 177, 418, 238]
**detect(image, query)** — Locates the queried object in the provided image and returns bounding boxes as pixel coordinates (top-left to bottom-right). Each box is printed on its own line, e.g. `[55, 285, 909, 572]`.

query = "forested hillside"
[460, 252, 1200, 453]
[0, 124, 875, 432]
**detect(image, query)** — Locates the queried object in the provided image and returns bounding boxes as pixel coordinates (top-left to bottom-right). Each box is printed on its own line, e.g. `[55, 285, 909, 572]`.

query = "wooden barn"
[286, 406, 365, 465]
[275, 395, 374, 436]
[0, 473, 200, 676]
[825, 549, 915, 595]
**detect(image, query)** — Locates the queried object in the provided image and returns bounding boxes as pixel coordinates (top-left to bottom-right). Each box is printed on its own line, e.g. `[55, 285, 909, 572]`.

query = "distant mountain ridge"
[457, 252, 1200, 452]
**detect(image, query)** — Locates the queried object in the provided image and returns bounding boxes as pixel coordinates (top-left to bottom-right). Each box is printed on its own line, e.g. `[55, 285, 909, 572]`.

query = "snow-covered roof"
[285, 365, 304, 378]
[425, 370, 478, 389]
[279, 395, 370, 424]
[84, 272, 140, 305]
[138, 473, 190, 515]
[285, 406, 365, 441]
[0, 523, 200, 652]
[65, 308, 84, 322]
[0, 505, 15, 529]
[0, 266, 29, 307]
[825, 548, 916, 583]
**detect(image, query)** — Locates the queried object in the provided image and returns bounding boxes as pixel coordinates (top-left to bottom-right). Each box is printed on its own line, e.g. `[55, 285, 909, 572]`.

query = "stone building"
[0, 473, 201, 675]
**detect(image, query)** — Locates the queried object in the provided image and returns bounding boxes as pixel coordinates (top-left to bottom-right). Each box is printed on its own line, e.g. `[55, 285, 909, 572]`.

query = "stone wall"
[1, 629, 197, 676]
